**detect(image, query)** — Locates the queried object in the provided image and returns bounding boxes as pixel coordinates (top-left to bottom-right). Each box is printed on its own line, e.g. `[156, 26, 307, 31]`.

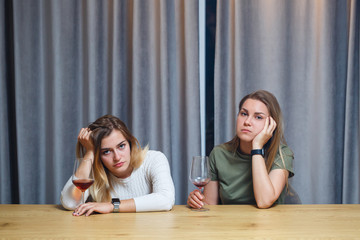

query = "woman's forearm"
[252, 156, 278, 208]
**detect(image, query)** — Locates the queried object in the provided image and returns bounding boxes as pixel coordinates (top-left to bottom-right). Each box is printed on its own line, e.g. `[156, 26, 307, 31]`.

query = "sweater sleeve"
[133, 151, 175, 212]
[60, 177, 90, 210]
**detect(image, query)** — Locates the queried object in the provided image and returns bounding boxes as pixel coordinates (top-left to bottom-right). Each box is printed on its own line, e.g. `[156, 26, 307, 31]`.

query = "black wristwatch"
[111, 198, 121, 213]
[251, 149, 265, 157]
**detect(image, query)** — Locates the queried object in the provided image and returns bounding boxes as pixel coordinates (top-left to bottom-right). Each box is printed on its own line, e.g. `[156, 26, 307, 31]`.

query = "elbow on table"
[161, 195, 175, 211]
[161, 193, 175, 211]
[256, 199, 275, 209]
[256, 203, 272, 209]
[162, 201, 174, 211]
[60, 196, 77, 211]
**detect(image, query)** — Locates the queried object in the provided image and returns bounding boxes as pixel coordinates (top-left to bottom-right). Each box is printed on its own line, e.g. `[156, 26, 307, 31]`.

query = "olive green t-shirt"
[209, 144, 294, 205]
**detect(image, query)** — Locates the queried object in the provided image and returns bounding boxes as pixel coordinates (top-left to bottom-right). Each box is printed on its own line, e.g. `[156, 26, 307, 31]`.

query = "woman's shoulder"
[142, 150, 169, 166]
[272, 144, 295, 176]
[278, 144, 294, 157]
[210, 143, 231, 155]
[211, 143, 230, 153]
[146, 150, 166, 157]
[209, 143, 234, 161]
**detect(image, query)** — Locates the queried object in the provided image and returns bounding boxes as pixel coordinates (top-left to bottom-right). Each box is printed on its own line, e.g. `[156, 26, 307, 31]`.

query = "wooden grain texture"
[0, 204, 359, 239]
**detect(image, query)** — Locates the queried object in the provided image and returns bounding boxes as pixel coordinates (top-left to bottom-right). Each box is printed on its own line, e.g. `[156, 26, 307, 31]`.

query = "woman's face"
[236, 98, 270, 143]
[100, 129, 132, 178]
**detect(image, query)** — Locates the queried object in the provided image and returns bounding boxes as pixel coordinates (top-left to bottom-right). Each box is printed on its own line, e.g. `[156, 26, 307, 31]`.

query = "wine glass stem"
[199, 187, 204, 207]
[81, 191, 85, 205]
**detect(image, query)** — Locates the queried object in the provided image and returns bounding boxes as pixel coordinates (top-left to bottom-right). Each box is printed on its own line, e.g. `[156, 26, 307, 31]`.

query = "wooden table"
[0, 204, 359, 239]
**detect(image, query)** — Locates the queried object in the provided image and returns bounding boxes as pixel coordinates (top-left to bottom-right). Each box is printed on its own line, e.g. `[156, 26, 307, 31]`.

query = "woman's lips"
[114, 162, 124, 168]
[241, 129, 251, 133]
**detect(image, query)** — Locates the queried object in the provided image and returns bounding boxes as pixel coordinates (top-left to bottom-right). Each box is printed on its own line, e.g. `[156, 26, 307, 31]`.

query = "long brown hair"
[226, 90, 286, 172]
[76, 115, 148, 202]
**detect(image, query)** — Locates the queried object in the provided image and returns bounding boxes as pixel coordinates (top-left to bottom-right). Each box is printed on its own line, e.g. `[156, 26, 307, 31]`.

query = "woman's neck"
[239, 141, 252, 155]
[115, 166, 134, 179]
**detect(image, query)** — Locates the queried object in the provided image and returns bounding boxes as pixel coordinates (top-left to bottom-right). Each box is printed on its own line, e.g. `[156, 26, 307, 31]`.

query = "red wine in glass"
[72, 179, 94, 192]
[72, 158, 94, 205]
[192, 177, 210, 190]
[189, 156, 210, 211]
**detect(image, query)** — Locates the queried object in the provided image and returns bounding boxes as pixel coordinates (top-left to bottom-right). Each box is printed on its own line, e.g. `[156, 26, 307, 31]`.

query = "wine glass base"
[191, 207, 209, 212]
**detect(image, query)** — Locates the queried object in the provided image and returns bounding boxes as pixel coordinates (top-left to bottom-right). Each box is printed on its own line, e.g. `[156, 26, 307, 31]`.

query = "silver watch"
[111, 198, 120, 213]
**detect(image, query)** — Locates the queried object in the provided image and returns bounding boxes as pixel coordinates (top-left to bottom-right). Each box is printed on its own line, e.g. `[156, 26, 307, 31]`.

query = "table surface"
[1, 204, 360, 239]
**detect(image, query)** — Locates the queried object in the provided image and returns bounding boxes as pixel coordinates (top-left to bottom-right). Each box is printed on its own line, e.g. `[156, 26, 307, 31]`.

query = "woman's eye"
[119, 144, 125, 149]
[240, 112, 247, 116]
[102, 150, 110, 155]
[255, 115, 263, 120]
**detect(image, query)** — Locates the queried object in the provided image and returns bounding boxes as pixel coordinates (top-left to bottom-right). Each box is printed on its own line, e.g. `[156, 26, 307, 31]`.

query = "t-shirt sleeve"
[271, 144, 295, 178]
[209, 147, 219, 181]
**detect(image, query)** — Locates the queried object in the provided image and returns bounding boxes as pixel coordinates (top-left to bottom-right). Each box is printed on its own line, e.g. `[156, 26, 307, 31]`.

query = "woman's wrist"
[252, 144, 263, 150]
[83, 151, 95, 163]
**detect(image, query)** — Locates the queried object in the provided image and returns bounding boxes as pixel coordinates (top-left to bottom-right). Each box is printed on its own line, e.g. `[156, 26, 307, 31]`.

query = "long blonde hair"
[225, 90, 287, 173]
[76, 115, 148, 202]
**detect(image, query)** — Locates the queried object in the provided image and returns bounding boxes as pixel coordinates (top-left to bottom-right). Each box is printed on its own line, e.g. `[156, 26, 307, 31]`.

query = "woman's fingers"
[268, 117, 277, 134]
[263, 117, 276, 135]
[187, 190, 204, 209]
[73, 202, 114, 216]
[252, 117, 277, 149]
[77, 128, 95, 152]
[78, 128, 90, 140]
[73, 203, 93, 216]
[85, 208, 95, 217]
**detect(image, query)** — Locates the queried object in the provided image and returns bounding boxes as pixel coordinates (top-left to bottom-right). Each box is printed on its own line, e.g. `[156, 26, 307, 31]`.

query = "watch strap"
[251, 149, 264, 157]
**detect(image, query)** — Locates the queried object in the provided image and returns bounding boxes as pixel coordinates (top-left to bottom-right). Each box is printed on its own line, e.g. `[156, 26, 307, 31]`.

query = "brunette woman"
[187, 90, 294, 209]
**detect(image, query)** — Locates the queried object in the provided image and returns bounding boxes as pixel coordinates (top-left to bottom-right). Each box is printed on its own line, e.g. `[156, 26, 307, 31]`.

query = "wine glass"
[72, 158, 94, 206]
[189, 156, 211, 211]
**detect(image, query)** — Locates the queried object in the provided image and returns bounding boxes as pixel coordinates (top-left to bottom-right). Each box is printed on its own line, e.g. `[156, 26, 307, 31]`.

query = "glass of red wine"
[189, 156, 211, 211]
[72, 158, 94, 206]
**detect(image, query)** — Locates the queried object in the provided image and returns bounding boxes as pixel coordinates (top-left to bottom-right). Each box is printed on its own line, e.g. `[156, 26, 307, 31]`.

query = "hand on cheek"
[252, 117, 277, 149]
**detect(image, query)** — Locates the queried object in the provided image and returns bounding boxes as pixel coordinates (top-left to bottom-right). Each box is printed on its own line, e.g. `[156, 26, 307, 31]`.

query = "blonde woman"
[187, 90, 294, 209]
[61, 115, 175, 216]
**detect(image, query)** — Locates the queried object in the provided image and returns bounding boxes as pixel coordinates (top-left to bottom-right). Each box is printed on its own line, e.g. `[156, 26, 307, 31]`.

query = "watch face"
[112, 198, 120, 212]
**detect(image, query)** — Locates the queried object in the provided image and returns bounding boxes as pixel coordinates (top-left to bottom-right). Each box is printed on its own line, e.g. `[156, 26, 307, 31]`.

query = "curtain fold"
[214, 0, 359, 204]
[1, 0, 200, 204]
[342, 0, 359, 203]
[1, 0, 14, 203]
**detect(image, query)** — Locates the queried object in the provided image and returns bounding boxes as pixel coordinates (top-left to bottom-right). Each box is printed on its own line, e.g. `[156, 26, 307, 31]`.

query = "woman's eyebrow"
[116, 140, 127, 146]
[254, 112, 266, 115]
[241, 108, 266, 115]
[101, 140, 127, 150]
[241, 108, 267, 116]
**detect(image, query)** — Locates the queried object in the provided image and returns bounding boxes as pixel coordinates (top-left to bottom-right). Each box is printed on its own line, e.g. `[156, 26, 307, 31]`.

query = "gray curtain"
[214, 0, 359, 204]
[0, 0, 200, 204]
[0, 0, 12, 204]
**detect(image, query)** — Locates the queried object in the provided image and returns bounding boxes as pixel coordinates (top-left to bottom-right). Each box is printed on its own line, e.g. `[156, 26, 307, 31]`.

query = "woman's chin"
[237, 134, 254, 143]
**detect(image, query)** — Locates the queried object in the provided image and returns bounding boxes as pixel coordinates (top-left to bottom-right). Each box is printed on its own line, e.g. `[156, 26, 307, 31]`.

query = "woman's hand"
[72, 202, 114, 217]
[252, 116, 277, 149]
[78, 128, 95, 153]
[187, 189, 204, 209]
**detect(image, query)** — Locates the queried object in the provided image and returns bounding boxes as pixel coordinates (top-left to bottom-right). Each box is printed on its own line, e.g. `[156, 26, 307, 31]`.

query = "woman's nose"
[113, 149, 121, 161]
[244, 117, 251, 126]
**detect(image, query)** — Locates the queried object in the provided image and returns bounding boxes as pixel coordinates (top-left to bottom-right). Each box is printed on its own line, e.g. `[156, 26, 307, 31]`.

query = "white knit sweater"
[60, 150, 175, 212]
